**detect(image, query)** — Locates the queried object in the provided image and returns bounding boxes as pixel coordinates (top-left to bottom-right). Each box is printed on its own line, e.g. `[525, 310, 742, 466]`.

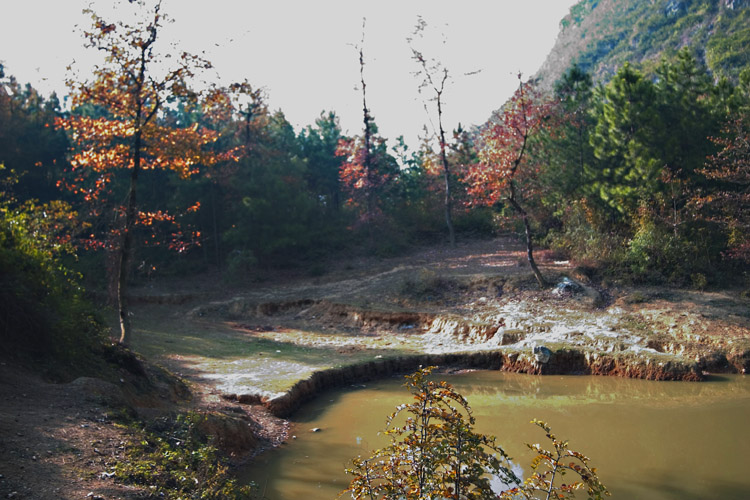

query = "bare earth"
[2, 237, 748, 499]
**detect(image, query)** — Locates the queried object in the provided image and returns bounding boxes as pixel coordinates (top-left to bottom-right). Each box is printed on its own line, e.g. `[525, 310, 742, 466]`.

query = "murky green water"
[245, 372, 750, 499]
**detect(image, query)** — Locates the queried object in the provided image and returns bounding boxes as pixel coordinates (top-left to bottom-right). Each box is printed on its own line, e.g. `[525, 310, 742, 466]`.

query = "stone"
[553, 277, 583, 297]
[533, 345, 552, 364]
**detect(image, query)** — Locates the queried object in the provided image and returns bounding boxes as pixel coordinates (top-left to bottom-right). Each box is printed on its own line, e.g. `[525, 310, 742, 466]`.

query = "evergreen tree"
[588, 63, 663, 217]
[298, 111, 344, 213]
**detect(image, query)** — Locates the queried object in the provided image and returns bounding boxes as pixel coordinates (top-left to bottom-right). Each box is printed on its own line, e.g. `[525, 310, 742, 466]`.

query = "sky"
[2, 0, 578, 149]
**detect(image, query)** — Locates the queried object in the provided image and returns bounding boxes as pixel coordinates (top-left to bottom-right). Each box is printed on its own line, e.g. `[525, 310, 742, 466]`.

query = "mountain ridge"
[535, 0, 750, 89]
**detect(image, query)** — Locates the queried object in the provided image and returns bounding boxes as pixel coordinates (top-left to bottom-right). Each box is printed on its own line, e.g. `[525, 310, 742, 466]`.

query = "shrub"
[546, 201, 626, 270]
[0, 198, 105, 371]
[344, 367, 608, 500]
[625, 210, 723, 285]
[454, 207, 497, 237]
[345, 367, 519, 499]
[114, 412, 254, 499]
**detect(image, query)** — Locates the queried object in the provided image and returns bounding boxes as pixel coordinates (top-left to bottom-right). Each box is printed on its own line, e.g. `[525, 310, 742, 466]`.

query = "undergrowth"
[113, 412, 256, 499]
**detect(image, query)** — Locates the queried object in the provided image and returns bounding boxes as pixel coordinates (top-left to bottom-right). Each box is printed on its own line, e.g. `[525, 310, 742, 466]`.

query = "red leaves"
[55, 1, 221, 258]
[336, 136, 369, 192]
[465, 79, 552, 208]
[336, 135, 390, 225]
[56, 113, 218, 206]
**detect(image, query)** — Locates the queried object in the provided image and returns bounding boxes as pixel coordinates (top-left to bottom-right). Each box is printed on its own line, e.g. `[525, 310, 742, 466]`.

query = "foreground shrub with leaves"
[114, 412, 254, 499]
[0, 169, 105, 372]
[343, 367, 608, 500]
[501, 420, 609, 500]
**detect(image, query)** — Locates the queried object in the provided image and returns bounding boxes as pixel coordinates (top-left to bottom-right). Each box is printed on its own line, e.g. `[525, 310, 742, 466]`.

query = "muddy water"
[245, 372, 750, 499]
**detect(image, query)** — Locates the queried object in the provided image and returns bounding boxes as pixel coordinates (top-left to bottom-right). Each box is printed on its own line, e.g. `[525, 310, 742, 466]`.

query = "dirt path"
[0, 363, 145, 499]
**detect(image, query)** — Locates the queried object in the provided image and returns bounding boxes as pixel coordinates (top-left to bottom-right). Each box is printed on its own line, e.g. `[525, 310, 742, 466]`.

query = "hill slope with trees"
[536, 0, 750, 89]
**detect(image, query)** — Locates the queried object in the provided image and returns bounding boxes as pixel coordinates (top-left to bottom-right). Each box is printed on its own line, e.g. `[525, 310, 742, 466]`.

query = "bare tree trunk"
[507, 182, 546, 288]
[118, 44, 150, 346]
[359, 22, 375, 246]
[504, 79, 546, 288]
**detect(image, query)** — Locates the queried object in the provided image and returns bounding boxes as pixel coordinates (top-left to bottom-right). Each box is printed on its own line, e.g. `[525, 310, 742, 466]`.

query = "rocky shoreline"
[195, 288, 750, 418]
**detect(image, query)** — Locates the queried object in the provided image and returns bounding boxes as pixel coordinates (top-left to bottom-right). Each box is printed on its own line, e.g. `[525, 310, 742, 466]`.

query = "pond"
[244, 371, 750, 499]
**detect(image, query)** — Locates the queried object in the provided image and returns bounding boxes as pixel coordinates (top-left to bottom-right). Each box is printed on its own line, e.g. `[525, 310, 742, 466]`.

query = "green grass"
[128, 303, 415, 395]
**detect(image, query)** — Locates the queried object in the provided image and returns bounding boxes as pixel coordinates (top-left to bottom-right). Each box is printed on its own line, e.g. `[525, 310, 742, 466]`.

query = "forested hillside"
[536, 0, 750, 88]
[2, 0, 750, 365]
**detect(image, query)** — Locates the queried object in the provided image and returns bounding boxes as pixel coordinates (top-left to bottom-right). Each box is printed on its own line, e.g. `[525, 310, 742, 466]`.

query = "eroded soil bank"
[127, 237, 749, 419]
[2, 238, 748, 498]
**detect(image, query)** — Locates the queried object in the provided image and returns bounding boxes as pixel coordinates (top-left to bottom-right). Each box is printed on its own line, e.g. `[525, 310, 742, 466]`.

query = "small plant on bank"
[343, 367, 608, 500]
[114, 412, 254, 499]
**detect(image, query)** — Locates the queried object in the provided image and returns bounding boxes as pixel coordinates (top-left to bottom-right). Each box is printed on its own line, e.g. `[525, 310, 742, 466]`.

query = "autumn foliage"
[336, 134, 392, 227]
[695, 115, 750, 260]
[344, 367, 608, 500]
[465, 78, 553, 286]
[55, 116, 217, 249]
[465, 79, 551, 207]
[55, 0, 226, 344]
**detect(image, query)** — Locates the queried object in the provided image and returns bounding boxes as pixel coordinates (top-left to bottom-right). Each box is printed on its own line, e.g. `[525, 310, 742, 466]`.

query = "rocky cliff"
[535, 0, 750, 89]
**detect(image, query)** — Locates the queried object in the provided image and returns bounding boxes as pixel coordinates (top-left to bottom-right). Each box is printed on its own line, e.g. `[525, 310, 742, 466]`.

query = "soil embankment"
[132, 237, 749, 418]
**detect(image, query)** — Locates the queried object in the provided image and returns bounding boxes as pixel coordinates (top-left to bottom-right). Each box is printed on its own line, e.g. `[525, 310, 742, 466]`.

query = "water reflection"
[450, 371, 750, 408]
[244, 372, 750, 500]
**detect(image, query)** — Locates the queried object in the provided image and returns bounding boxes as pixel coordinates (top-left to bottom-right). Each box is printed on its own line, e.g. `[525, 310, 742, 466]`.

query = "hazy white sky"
[2, 0, 578, 148]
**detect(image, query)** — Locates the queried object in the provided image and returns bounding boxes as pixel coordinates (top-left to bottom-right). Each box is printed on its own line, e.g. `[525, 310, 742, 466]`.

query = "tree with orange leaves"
[56, 0, 220, 345]
[465, 77, 552, 287]
[336, 133, 394, 228]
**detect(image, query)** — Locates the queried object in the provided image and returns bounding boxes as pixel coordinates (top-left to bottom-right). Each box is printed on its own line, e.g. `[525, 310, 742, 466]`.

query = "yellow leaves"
[94, 18, 116, 35]
[137, 209, 175, 226]
[147, 124, 219, 177]
[57, 116, 135, 142]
